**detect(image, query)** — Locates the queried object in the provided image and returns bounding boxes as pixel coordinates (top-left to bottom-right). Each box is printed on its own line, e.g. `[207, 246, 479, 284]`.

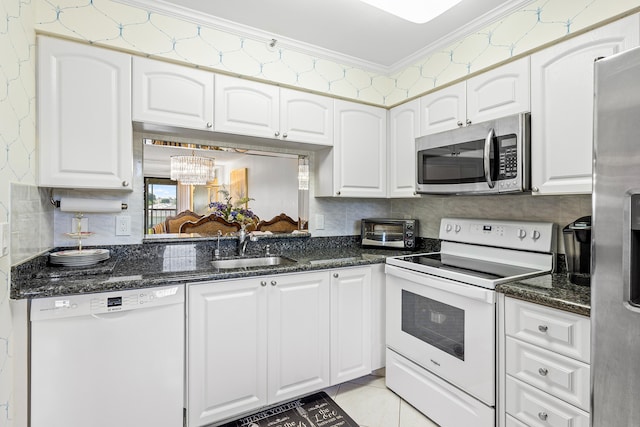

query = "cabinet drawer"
[506, 338, 590, 411]
[506, 414, 529, 427]
[505, 298, 590, 363]
[506, 376, 589, 427]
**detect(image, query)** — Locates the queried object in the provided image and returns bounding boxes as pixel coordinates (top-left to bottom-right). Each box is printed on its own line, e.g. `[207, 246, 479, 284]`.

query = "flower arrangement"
[208, 188, 258, 228]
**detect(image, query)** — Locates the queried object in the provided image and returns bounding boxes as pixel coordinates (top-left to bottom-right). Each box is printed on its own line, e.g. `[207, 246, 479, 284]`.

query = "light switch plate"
[0, 222, 8, 257]
[315, 214, 325, 230]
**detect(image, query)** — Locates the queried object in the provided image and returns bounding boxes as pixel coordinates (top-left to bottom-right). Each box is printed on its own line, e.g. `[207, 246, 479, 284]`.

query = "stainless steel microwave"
[416, 113, 530, 195]
[361, 218, 418, 250]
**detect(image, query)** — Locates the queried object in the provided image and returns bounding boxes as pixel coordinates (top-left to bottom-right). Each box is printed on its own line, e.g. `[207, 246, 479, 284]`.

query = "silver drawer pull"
[538, 325, 548, 333]
[538, 411, 548, 421]
[538, 367, 549, 376]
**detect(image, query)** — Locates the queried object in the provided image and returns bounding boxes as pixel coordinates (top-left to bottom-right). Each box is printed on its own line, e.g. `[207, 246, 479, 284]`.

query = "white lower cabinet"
[187, 266, 377, 426]
[330, 266, 372, 384]
[501, 297, 591, 427]
[187, 271, 330, 427]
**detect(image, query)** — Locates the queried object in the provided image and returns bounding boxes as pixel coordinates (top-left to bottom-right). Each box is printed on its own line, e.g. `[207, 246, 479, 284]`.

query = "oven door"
[385, 264, 495, 405]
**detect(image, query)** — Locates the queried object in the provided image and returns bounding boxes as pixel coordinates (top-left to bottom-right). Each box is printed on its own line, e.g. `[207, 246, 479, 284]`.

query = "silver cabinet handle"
[483, 128, 495, 189]
[274, 131, 280, 137]
[532, 186, 540, 193]
[538, 367, 549, 376]
[206, 122, 213, 128]
[538, 412, 548, 421]
[260, 281, 267, 287]
[122, 181, 129, 187]
[282, 132, 288, 138]
[538, 325, 548, 333]
[271, 280, 277, 286]
[457, 120, 463, 127]
[336, 191, 341, 196]
[333, 273, 339, 278]
[466, 119, 472, 126]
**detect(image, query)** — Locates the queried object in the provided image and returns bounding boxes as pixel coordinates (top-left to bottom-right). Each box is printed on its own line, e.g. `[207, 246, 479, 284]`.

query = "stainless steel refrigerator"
[592, 45, 640, 426]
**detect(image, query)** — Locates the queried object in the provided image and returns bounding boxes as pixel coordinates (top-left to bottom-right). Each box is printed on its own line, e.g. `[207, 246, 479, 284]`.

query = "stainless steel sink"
[211, 256, 296, 269]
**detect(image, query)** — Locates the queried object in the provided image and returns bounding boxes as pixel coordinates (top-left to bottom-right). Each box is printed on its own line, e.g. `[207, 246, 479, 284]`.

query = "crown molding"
[388, 0, 535, 74]
[114, 0, 535, 76]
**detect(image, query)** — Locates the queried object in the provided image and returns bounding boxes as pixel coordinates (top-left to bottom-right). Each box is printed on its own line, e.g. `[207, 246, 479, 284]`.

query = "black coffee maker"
[562, 216, 592, 286]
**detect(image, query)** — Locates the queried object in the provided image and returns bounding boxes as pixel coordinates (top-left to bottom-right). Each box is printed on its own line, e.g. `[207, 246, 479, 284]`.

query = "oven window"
[401, 290, 465, 361]
[417, 138, 496, 185]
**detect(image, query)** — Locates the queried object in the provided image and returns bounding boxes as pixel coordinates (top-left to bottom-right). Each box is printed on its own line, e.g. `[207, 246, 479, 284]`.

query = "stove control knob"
[517, 229, 527, 239]
[454, 224, 461, 233]
[532, 230, 541, 241]
[445, 224, 453, 232]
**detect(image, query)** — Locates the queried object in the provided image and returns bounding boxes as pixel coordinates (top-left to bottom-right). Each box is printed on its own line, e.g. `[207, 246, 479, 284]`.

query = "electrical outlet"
[315, 214, 325, 230]
[116, 215, 131, 236]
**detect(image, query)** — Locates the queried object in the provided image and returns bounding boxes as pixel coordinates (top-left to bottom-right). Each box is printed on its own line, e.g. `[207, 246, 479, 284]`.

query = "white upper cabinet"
[467, 57, 530, 124]
[388, 99, 420, 198]
[530, 15, 640, 195]
[132, 57, 214, 130]
[214, 74, 279, 138]
[280, 88, 333, 145]
[419, 57, 530, 135]
[316, 100, 387, 197]
[419, 82, 466, 135]
[215, 74, 333, 145]
[37, 36, 133, 190]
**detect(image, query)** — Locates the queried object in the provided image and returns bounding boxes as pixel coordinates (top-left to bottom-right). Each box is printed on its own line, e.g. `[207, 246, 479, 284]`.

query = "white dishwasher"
[30, 284, 185, 427]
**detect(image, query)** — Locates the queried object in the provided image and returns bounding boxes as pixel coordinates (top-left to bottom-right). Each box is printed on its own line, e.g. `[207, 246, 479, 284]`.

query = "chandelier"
[170, 153, 215, 185]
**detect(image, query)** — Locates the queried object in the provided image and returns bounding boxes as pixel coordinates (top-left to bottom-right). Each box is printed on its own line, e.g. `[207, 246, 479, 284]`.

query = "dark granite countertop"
[12, 236, 591, 317]
[496, 273, 590, 317]
[11, 236, 420, 299]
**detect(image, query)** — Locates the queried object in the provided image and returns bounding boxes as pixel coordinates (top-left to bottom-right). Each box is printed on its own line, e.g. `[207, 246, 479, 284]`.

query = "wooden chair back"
[256, 213, 299, 233]
[179, 215, 242, 235]
[164, 210, 203, 233]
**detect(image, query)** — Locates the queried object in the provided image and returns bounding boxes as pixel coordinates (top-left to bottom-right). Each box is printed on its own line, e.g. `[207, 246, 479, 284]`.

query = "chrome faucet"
[238, 229, 258, 256]
[214, 230, 222, 259]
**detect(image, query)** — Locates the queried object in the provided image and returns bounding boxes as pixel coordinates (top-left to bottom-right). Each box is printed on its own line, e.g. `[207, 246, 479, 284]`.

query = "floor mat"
[218, 391, 359, 427]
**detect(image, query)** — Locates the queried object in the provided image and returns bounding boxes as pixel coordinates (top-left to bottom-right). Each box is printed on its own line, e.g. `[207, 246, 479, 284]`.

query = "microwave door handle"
[484, 128, 496, 188]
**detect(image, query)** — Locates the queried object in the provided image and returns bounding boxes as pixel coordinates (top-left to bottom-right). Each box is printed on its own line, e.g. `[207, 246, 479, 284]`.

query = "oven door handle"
[385, 264, 495, 304]
[484, 128, 496, 189]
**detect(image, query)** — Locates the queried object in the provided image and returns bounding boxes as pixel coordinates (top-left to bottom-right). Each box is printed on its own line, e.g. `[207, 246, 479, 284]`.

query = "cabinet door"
[530, 15, 640, 195]
[214, 74, 279, 138]
[419, 82, 466, 135]
[330, 266, 372, 384]
[388, 99, 420, 198]
[132, 57, 214, 130]
[280, 89, 333, 145]
[187, 279, 267, 427]
[37, 36, 133, 190]
[333, 100, 387, 197]
[267, 272, 330, 403]
[467, 57, 530, 124]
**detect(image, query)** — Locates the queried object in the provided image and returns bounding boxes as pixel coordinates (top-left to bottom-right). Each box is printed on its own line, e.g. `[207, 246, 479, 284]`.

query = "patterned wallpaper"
[0, 1, 638, 426]
[0, 0, 37, 425]
[34, 0, 640, 106]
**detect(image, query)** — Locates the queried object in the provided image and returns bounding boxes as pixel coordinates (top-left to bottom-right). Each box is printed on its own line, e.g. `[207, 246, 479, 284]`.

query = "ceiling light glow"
[359, 0, 463, 24]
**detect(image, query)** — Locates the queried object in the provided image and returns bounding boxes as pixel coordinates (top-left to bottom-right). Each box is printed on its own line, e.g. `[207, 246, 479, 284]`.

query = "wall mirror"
[142, 138, 309, 238]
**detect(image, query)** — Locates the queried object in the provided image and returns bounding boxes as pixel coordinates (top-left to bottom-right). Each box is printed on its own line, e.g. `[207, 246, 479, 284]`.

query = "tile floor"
[322, 372, 440, 427]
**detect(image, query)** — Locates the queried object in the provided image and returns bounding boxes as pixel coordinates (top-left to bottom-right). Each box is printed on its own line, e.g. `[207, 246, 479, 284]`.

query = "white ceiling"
[126, 0, 531, 71]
